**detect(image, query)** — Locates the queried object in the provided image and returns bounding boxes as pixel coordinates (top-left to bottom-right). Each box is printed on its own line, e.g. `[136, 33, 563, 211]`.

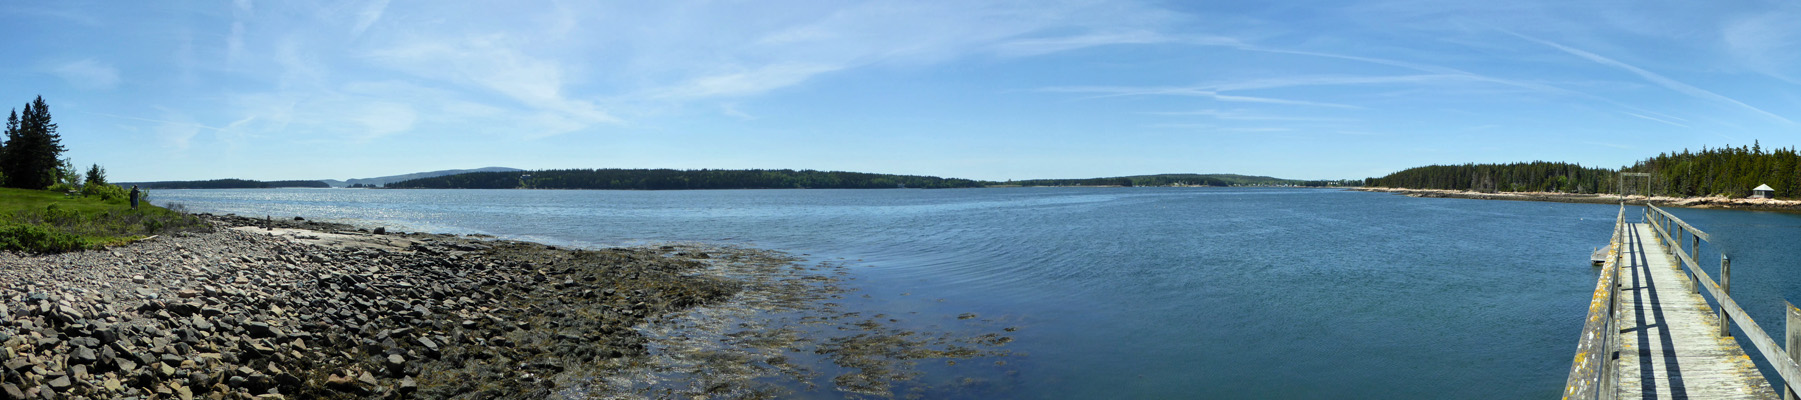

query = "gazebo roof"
[1754, 184, 1775, 191]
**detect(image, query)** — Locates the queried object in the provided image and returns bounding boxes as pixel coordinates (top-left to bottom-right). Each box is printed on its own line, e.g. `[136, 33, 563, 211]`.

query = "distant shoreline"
[149, 184, 1350, 191]
[1354, 187, 1801, 212]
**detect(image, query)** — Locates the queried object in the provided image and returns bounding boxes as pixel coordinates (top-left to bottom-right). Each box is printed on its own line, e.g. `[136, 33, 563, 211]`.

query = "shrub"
[46, 182, 79, 194]
[0, 223, 90, 253]
[81, 183, 129, 202]
[41, 203, 80, 223]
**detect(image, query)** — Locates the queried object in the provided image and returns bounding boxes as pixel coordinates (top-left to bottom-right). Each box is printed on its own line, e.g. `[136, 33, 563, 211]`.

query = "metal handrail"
[1563, 203, 1626, 399]
[1643, 204, 1801, 398]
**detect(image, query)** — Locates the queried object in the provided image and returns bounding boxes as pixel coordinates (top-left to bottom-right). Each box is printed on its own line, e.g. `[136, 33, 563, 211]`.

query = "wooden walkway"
[1615, 222, 1775, 399]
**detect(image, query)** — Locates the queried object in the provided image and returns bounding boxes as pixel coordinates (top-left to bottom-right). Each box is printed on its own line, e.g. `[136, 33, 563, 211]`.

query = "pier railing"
[1642, 204, 1801, 399]
[1563, 204, 1627, 399]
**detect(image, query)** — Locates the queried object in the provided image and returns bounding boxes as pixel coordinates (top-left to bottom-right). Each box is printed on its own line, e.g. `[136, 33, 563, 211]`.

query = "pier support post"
[1720, 255, 1731, 337]
[1786, 302, 1800, 400]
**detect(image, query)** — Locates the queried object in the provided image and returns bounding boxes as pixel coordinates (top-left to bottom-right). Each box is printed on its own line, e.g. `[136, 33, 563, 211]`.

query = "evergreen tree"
[85, 163, 107, 186]
[1365, 162, 1616, 194]
[1, 97, 65, 189]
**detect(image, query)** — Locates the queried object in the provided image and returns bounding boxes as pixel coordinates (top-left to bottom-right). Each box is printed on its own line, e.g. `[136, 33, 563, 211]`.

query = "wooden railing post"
[1720, 255, 1731, 337]
[1691, 236, 1700, 265]
[1664, 225, 1678, 255]
[1659, 215, 1668, 248]
[1786, 302, 1800, 400]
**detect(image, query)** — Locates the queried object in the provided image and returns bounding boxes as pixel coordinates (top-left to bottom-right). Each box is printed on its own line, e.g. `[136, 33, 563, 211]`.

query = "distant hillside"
[121, 179, 331, 189]
[1005, 173, 1355, 187]
[325, 167, 523, 187]
[385, 168, 985, 189]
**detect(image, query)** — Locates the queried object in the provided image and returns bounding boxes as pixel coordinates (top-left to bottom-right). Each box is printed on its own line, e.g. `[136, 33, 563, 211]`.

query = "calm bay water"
[147, 187, 1801, 398]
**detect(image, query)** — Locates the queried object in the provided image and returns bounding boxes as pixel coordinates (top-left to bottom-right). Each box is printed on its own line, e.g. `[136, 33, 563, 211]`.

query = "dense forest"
[1621, 143, 1801, 198]
[1007, 173, 1355, 187]
[1364, 162, 1618, 194]
[1365, 143, 1801, 199]
[385, 169, 986, 190]
[124, 179, 331, 189]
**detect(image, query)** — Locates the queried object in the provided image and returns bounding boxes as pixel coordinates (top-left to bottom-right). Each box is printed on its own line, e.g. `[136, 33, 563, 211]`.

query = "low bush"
[46, 182, 79, 194]
[81, 183, 129, 203]
[0, 223, 90, 253]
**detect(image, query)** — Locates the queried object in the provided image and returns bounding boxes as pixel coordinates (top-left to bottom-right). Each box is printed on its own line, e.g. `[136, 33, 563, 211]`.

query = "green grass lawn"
[0, 187, 210, 253]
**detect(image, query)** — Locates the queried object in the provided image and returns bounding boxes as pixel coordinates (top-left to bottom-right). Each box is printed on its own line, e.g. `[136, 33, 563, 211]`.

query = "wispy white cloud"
[1144, 109, 1351, 122]
[1623, 112, 1689, 128]
[1722, 11, 1801, 84]
[1206, 74, 1475, 91]
[225, 0, 252, 68]
[646, 63, 843, 100]
[3, 6, 102, 26]
[226, 22, 246, 67]
[1146, 123, 1215, 129]
[1507, 31, 1795, 124]
[92, 111, 229, 150]
[1222, 127, 1290, 133]
[1235, 46, 1606, 102]
[1213, 94, 1358, 109]
[50, 59, 121, 90]
[582, 0, 1185, 107]
[1042, 82, 1364, 109]
[1582, 141, 1635, 150]
[993, 30, 1210, 57]
[365, 34, 620, 129]
[351, 0, 390, 37]
[148, 0, 1193, 146]
[720, 103, 756, 120]
[350, 102, 416, 140]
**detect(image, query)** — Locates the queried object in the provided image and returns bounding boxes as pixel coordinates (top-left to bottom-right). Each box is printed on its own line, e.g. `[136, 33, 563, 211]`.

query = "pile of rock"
[0, 214, 740, 399]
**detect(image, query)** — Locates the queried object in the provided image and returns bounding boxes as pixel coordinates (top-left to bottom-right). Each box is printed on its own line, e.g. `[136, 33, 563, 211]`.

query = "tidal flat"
[0, 214, 1015, 399]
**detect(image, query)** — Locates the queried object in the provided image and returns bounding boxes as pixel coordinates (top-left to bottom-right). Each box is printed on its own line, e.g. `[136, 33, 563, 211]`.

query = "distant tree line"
[1006, 177, 1136, 187]
[1366, 143, 1801, 199]
[1007, 173, 1355, 187]
[124, 179, 331, 189]
[385, 169, 987, 190]
[1364, 162, 1617, 194]
[1621, 142, 1801, 198]
[0, 96, 66, 189]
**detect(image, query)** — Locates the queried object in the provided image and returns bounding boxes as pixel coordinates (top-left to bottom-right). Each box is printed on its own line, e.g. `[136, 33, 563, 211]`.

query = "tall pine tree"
[1, 96, 66, 189]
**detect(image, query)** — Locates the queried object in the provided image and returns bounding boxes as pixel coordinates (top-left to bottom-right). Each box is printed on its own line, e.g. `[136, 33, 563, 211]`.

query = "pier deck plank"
[1616, 222, 1775, 400]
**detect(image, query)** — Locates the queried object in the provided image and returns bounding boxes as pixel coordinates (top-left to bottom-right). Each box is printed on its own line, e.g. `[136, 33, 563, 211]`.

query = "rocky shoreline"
[0, 214, 1016, 399]
[1354, 187, 1801, 212]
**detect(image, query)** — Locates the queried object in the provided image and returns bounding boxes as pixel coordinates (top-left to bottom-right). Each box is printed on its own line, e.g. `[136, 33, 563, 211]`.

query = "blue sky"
[2, 1, 1798, 182]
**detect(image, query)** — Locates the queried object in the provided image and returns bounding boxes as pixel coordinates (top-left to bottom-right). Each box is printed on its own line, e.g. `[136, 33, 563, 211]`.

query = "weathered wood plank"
[1617, 223, 1775, 399]
[1649, 217, 1801, 394]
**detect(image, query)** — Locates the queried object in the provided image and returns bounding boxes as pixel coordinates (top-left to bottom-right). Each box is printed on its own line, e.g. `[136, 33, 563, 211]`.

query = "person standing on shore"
[129, 185, 140, 210]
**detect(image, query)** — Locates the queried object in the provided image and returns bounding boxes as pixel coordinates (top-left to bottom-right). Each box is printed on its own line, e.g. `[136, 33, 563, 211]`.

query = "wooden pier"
[1566, 204, 1801, 400]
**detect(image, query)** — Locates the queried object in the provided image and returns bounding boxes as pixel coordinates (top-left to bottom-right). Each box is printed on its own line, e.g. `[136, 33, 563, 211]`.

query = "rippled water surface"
[150, 187, 1801, 398]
